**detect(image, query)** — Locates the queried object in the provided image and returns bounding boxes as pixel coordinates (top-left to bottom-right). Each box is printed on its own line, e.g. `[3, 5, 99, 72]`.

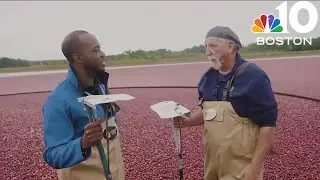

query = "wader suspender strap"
[221, 62, 251, 101]
[99, 84, 113, 180]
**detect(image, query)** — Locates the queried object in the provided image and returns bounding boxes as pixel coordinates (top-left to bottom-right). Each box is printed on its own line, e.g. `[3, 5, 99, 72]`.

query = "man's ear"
[228, 41, 236, 54]
[72, 53, 83, 64]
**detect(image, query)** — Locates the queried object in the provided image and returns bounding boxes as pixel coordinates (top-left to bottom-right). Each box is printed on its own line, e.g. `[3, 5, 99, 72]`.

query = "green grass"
[1, 50, 319, 73]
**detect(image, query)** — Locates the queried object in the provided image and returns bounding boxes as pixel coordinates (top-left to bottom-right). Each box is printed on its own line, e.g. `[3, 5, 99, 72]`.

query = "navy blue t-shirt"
[197, 53, 278, 127]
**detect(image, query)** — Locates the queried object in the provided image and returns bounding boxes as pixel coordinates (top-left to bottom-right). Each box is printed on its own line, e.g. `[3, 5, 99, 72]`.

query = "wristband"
[80, 137, 90, 156]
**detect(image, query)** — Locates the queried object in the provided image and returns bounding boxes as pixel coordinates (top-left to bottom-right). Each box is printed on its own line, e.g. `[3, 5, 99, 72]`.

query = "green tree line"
[1, 36, 319, 69]
[0, 57, 30, 68]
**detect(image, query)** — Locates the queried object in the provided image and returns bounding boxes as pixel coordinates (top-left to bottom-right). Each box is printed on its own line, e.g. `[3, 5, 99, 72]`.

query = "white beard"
[219, 69, 230, 75]
[210, 58, 223, 70]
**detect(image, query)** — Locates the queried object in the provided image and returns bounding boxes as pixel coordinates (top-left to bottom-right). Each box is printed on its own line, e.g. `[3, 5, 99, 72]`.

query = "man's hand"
[173, 114, 191, 128]
[173, 106, 204, 128]
[81, 118, 104, 149]
[245, 164, 261, 180]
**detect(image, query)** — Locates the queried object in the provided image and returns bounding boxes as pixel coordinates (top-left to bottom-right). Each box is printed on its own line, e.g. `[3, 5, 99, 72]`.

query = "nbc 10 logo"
[251, 1, 319, 46]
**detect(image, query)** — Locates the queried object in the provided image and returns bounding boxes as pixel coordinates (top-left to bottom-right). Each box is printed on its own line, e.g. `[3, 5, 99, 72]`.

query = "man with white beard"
[173, 26, 278, 180]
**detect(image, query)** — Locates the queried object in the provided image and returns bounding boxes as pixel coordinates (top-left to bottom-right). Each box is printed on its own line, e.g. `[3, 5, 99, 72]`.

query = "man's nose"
[101, 51, 106, 58]
[206, 48, 212, 56]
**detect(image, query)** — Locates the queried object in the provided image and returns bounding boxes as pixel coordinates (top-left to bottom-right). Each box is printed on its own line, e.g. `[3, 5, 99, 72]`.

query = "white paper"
[150, 101, 190, 119]
[78, 94, 135, 109]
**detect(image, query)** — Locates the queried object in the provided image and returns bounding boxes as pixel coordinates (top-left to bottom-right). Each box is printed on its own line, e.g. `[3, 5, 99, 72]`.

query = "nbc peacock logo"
[251, 14, 283, 33]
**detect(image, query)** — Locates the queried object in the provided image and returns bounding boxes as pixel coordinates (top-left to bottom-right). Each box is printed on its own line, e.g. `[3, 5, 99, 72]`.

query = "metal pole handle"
[171, 119, 183, 180]
[85, 105, 113, 180]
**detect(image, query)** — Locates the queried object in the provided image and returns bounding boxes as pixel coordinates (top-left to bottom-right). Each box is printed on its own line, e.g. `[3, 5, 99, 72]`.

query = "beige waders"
[57, 116, 125, 180]
[201, 62, 264, 180]
[202, 100, 263, 180]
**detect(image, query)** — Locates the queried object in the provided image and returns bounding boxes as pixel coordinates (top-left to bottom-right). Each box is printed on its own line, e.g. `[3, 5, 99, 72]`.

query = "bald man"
[173, 26, 278, 180]
[42, 30, 125, 180]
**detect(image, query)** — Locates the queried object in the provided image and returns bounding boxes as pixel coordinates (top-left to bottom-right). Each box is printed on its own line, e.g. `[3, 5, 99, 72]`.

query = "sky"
[0, 1, 319, 61]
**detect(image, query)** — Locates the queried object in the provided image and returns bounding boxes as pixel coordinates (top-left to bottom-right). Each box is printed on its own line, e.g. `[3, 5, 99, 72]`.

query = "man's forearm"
[250, 127, 275, 171]
[44, 137, 90, 169]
